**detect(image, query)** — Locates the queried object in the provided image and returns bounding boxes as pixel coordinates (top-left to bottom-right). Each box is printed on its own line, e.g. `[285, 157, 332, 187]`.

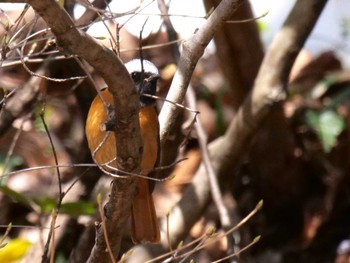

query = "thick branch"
[159, 0, 329, 248]
[158, 0, 242, 148]
[204, 0, 264, 109]
[26, 0, 141, 262]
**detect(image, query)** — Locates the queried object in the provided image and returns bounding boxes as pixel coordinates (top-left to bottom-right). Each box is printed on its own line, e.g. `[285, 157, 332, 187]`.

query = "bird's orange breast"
[85, 89, 159, 173]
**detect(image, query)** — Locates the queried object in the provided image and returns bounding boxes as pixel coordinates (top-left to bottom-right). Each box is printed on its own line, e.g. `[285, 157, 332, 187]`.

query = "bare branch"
[39, 110, 64, 263]
[24, 0, 142, 261]
[185, 85, 240, 259]
[159, 0, 328, 249]
[158, 0, 242, 146]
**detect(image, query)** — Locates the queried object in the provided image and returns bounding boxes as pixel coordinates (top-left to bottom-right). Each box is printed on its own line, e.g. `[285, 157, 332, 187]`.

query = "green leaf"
[326, 85, 350, 109]
[305, 110, 320, 132]
[55, 252, 68, 263]
[35, 197, 56, 214]
[305, 109, 345, 153]
[311, 75, 350, 101]
[318, 110, 345, 152]
[60, 201, 96, 216]
[310, 76, 338, 99]
[34, 105, 54, 132]
[0, 154, 23, 176]
[35, 197, 95, 216]
[0, 185, 34, 210]
[257, 21, 268, 33]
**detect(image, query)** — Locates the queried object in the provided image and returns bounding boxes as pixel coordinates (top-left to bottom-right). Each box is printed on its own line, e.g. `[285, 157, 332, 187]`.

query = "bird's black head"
[125, 59, 160, 107]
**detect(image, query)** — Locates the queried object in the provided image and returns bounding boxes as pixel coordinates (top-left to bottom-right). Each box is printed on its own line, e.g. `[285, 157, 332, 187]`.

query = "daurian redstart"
[85, 59, 160, 243]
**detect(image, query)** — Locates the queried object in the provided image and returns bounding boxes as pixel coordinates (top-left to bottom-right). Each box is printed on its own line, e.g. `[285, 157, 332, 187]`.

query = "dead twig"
[39, 106, 64, 263]
[97, 194, 116, 263]
[186, 84, 238, 260]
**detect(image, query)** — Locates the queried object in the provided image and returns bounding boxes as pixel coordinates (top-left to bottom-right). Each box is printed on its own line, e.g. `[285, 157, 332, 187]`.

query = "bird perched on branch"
[85, 59, 160, 244]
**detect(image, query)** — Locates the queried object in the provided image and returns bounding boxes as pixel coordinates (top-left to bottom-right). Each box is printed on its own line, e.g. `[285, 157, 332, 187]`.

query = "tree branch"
[25, 0, 141, 262]
[204, 0, 264, 109]
[158, 0, 242, 150]
[158, 0, 329, 249]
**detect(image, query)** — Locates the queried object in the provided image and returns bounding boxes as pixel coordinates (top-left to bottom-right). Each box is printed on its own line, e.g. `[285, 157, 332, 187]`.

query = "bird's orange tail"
[131, 178, 160, 244]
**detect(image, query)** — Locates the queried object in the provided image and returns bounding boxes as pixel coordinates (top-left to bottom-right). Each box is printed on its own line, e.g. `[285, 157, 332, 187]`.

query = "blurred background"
[0, 0, 350, 262]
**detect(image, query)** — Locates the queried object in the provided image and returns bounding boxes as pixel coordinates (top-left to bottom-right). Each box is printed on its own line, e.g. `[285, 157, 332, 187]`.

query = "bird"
[85, 59, 161, 244]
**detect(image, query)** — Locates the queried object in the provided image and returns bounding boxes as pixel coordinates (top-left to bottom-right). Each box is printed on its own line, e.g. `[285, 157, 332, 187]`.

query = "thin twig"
[225, 10, 269, 23]
[211, 236, 261, 263]
[19, 13, 85, 83]
[97, 194, 116, 263]
[138, 16, 149, 73]
[0, 223, 12, 246]
[0, 157, 185, 182]
[0, 224, 53, 230]
[0, 117, 24, 184]
[146, 200, 262, 263]
[2, 39, 183, 68]
[6, 4, 31, 49]
[165, 210, 173, 254]
[39, 108, 64, 263]
[49, 209, 57, 263]
[81, 0, 118, 48]
[186, 85, 238, 258]
[64, 167, 92, 197]
[142, 93, 199, 114]
[120, 38, 183, 53]
[0, 163, 95, 179]
[118, 0, 156, 30]
[75, 0, 140, 23]
[175, 201, 262, 260]
[39, 110, 62, 201]
[177, 233, 210, 263]
[157, 0, 180, 61]
[75, 0, 113, 27]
